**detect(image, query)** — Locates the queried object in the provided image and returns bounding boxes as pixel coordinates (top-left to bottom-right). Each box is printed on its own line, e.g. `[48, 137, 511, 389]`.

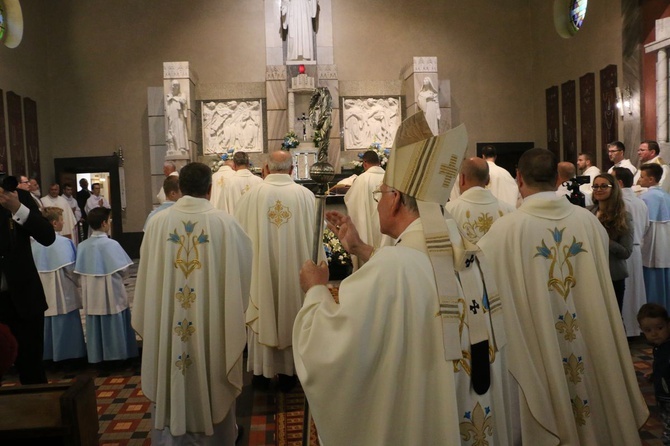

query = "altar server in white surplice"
[612, 167, 649, 336]
[235, 150, 318, 391]
[133, 162, 252, 444]
[639, 163, 670, 310]
[479, 148, 648, 445]
[218, 151, 263, 214]
[445, 157, 515, 244]
[31, 207, 86, 362]
[343, 149, 393, 270]
[295, 114, 513, 445]
[74, 207, 138, 363]
[210, 159, 235, 208]
[41, 184, 78, 241]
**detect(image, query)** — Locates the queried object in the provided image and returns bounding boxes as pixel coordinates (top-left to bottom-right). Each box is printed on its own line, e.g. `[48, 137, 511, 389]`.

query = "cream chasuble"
[217, 169, 263, 215]
[445, 186, 515, 243]
[210, 165, 235, 208]
[293, 219, 511, 445]
[343, 165, 393, 270]
[479, 194, 648, 445]
[235, 173, 319, 377]
[132, 196, 252, 436]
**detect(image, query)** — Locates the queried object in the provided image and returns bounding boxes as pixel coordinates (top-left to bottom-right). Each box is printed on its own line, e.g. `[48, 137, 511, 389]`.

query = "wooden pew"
[0, 374, 99, 445]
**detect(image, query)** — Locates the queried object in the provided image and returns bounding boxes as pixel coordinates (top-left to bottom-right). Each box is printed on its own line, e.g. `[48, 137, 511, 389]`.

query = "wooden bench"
[0, 374, 99, 445]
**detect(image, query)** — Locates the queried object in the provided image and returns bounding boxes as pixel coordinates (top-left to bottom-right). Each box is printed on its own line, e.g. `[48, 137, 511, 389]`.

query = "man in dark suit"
[76, 178, 91, 238]
[0, 178, 55, 384]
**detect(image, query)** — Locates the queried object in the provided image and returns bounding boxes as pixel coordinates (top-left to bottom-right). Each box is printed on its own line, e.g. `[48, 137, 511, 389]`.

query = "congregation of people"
[5, 118, 670, 444]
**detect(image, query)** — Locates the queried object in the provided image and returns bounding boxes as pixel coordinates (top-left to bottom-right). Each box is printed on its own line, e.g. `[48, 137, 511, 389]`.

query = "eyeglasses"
[591, 184, 613, 190]
[19, 180, 29, 184]
[372, 187, 396, 202]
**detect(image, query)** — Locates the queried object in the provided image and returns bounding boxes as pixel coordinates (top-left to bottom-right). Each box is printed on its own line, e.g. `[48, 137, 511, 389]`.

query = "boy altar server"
[31, 207, 86, 361]
[75, 207, 137, 363]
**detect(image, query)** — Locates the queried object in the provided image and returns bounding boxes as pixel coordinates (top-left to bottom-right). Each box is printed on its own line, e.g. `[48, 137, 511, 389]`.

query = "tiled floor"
[2, 260, 667, 444]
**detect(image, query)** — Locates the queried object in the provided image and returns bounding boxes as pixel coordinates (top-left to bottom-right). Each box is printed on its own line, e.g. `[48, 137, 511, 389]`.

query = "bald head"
[459, 157, 489, 193]
[557, 162, 576, 185]
[266, 151, 293, 174]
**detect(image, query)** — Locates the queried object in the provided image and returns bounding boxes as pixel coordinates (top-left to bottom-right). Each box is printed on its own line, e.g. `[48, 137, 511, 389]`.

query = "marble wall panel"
[317, 46, 334, 65]
[339, 80, 403, 97]
[267, 109, 288, 140]
[197, 83, 266, 101]
[318, 79, 339, 106]
[202, 100, 264, 153]
[438, 80, 452, 108]
[267, 80, 288, 110]
[150, 145, 168, 175]
[149, 116, 166, 146]
[148, 87, 164, 116]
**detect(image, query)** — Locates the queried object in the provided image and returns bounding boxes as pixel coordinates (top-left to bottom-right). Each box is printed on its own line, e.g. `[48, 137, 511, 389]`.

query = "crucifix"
[297, 112, 310, 141]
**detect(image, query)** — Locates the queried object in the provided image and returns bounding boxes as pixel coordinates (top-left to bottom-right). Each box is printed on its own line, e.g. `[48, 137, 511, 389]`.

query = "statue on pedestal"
[417, 77, 440, 136]
[281, 0, 318, 61]
[165, 80, 189, 156]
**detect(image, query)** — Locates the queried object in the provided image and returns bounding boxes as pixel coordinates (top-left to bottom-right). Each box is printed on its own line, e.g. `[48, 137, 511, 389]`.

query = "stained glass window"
[570, 0, 587, 32]
[0, 3, 6, 43]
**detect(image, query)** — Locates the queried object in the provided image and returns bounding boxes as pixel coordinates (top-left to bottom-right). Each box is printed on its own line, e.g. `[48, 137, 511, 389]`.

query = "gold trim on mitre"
[385, 112, 468, 204]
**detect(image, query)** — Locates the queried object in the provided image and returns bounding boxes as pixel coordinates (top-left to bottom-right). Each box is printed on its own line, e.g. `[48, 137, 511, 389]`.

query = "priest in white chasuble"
[235, 150, 320, 389]
[132, 162, 252, 444]
[210, 159, 235, 209]
[445, 157, 515, 244]
[343, 149, 393, 270]
[41, 183, 78, 241]
[478, 148, 648, 445]
[294, 114, 513, 445]
[218, 151, 263, 214]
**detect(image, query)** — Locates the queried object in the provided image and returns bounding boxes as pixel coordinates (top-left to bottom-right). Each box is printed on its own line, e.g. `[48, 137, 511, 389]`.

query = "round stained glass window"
[554, 0, 588, 38]
[570, 0, 588, 32]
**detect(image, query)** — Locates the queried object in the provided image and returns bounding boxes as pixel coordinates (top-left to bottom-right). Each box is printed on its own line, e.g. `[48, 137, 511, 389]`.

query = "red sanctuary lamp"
[299, 64, 305, 74]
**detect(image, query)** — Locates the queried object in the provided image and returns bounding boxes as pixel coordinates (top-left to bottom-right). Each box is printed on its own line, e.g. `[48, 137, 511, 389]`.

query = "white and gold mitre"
[384, 112, 468, 203]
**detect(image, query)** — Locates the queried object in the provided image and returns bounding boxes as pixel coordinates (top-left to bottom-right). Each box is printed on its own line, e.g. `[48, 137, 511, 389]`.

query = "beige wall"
[529, 0, 623, 166]
[0, 1, 624, 232]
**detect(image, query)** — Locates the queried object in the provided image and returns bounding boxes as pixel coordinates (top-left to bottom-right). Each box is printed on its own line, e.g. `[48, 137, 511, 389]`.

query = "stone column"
[163, 61, 197, 165]
[645, 17, 670, 154]
[657, 48, 668, 143]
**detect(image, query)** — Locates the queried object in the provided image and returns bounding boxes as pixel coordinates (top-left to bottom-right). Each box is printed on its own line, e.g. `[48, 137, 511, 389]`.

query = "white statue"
[417, 77, 441, 136]
[165, 80, 189, 155]
[281, 0, 318, 61]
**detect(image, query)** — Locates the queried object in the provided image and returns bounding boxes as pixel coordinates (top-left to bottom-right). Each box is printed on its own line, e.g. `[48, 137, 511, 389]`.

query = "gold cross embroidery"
[439, 155, 459, 188]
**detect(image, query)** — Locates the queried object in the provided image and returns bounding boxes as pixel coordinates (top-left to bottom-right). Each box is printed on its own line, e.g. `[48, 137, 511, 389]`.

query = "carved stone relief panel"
[342, 97, 401, 150]
[202, 100, 264, 154]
